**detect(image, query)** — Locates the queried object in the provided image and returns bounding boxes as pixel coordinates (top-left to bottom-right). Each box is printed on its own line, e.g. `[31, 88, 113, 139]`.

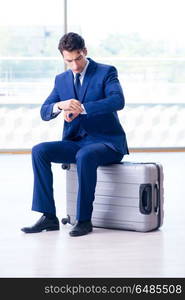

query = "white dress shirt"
[53, 59, 89, 115]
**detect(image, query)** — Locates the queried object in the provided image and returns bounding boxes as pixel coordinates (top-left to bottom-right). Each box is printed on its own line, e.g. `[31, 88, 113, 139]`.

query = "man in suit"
[21, 32, 129, 236]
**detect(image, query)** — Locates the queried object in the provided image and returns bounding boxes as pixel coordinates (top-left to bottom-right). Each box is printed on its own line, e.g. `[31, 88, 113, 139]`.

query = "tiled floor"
[0, 152, 185, 278]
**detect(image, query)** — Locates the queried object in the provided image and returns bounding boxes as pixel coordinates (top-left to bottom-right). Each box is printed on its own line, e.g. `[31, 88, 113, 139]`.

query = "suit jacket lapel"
[80, 58, 97, 103]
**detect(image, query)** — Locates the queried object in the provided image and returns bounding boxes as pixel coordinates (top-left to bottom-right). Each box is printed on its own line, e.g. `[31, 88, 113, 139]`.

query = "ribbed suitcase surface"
[62, 162, 164, 232]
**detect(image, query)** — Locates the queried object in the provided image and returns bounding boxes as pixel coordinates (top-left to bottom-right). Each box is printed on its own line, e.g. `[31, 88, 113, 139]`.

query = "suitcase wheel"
[61, 215, 70, 225]
[61, 164, 70, 170]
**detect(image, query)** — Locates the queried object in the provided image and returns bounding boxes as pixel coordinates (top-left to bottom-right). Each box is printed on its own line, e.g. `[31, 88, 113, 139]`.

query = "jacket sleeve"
[40, 77, 61, 121]
[83, 66, 125, 116]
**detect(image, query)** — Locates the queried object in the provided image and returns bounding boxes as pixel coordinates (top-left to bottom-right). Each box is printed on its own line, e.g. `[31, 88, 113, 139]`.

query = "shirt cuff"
[53, 103, 62, 114]
[81, 104, 87, 114]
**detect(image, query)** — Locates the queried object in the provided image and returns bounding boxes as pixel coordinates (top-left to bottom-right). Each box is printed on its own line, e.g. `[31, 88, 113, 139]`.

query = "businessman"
[21, 32, 129, 236]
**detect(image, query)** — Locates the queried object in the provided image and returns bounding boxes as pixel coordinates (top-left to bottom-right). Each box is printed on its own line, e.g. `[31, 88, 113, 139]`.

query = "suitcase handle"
[154, 183, 160, 214]
[139, 184, 152, 214]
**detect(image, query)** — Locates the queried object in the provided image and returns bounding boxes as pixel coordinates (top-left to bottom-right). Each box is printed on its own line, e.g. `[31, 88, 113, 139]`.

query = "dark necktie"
[68, 73, 81, 119]
[74, 73, 81, 100]
[74, 72, 87, 138]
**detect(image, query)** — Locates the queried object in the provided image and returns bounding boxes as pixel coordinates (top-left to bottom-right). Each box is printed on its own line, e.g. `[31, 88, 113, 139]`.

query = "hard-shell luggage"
[61, 162, 164, 232]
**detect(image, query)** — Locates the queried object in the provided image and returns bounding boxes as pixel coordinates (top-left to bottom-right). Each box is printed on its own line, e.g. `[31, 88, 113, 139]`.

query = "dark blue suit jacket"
[40, 58, 129, 155]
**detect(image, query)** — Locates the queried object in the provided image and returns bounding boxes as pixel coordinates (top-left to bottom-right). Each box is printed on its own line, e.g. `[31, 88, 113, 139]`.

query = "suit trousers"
[31, 136, 123, 221]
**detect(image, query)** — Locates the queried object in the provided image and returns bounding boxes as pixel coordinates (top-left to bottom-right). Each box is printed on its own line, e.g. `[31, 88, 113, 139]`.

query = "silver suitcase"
[61, 162, 164, 232]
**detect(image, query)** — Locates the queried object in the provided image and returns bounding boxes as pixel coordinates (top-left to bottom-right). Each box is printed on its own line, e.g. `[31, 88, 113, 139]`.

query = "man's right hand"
[57, 99, 83, 114]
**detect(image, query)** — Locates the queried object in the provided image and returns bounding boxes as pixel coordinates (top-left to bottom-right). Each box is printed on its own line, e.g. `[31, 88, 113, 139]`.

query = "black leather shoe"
[69, 220, 93, 237]
[21, 215, 60, 233]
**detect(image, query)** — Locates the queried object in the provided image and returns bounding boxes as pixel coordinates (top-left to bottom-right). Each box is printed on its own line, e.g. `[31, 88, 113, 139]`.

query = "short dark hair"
[58, 32, 85, 54]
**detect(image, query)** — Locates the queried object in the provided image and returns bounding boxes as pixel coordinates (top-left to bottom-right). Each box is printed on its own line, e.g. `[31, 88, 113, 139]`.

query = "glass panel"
[0, 0, 64, 104]
[67, 0, 185, 148]
[0, 0, 64, 149]
[67, 0, 185, 104]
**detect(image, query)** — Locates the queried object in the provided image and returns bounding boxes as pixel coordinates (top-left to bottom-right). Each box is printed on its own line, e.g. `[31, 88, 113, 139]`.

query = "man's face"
[62, 49, 87, 73]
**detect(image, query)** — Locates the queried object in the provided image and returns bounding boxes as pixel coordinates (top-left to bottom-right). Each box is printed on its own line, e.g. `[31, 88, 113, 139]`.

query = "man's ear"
[83, 48, 87, 56]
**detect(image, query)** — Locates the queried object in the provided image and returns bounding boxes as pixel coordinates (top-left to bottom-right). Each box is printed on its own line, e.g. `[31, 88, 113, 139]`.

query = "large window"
[0, 0, 185, 149]
[67, 0, 185, 148]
